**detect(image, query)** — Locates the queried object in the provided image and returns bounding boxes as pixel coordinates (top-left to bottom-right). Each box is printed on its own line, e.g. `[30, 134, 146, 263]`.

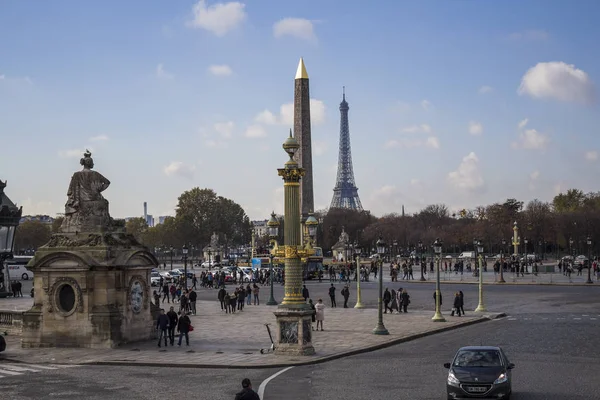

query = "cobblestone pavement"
[0, 299, 499, 368]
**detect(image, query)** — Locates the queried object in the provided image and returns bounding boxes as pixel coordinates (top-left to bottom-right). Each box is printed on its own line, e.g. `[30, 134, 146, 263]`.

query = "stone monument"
[21, 150, 159, 348]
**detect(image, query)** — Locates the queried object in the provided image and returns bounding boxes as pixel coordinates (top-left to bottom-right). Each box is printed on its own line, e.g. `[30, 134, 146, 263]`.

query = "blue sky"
[1, 0, 599, 221]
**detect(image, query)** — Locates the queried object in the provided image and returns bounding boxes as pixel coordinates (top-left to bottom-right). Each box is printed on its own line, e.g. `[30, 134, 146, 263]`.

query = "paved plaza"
[0, 297, 500, 368]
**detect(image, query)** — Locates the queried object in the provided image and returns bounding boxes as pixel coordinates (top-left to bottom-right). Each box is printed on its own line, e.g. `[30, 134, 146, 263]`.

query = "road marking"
[0, 363, 74, 378]
[574, 318, 582, 320]
[258, 366, 294, 400]
[582, 314, 589, 316]
[591, 318, 597, 320]
[523, 318, 531, 320]
[507, 318, 517, 321]
[542, 317, 548, 320]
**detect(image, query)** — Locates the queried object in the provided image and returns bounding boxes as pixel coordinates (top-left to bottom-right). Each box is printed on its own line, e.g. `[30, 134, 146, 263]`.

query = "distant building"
[251, 220, 268, 237]
[20, 215, 54, 224]
[145, 214, 154, 227]
[157, 216, 169, 225]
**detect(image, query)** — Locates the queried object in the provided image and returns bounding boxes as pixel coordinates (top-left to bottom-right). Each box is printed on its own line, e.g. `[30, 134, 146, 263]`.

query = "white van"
[458, 251, 475, 260]
[5, 256, 34, 280]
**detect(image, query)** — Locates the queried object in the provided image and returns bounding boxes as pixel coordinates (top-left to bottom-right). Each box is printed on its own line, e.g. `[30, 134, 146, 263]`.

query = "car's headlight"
[448, 371, 460, 385]
[494, 373, 508, 384]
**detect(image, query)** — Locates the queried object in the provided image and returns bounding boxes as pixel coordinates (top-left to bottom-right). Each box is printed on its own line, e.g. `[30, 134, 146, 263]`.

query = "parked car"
[444, 345, 514, 399]
[159, 271, 172, 282]
[171, 268, 194, 279]
[150, 271, 161, 286]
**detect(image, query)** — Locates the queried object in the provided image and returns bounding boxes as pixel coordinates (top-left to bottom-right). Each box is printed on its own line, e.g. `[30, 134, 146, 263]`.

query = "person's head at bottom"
[242, 378, 252, 389]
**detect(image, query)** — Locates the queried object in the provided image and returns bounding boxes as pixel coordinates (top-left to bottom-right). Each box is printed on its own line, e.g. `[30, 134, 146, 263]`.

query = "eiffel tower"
[330, 88, 363, 210]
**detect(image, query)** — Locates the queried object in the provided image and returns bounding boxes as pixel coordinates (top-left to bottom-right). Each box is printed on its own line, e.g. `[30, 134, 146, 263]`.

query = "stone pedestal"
[21, 231, 158, 349]
[274, 309, 315, 356]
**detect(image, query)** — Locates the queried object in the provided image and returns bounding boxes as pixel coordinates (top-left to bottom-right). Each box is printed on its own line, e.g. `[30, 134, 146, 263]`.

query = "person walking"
[309, 299, 316, 330]
[390, 288, 397, 313]
[400, 289, 410, 313]
[156, 309, 169, 348]
[162, 283, 170, 303]
[246, 284, 253, 306]
[253, 284, 260, 305]
[177, 311, 192, 346]
[302, 285, 310, 302]
[166, 306, 178, 345]
[451, 292, 462, 316]
[383, 288, 392, 313]
[218, 286, 227, 312]
[315, 299, 326, 331]
[341, 285, 350, 308]
[459, 290, 465, 315]
[235, 378, 260, 400]
[328, 284, 337, 307]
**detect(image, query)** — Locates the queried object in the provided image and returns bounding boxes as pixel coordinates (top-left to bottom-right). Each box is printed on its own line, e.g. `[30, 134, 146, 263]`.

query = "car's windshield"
[453, 350, 502, 367]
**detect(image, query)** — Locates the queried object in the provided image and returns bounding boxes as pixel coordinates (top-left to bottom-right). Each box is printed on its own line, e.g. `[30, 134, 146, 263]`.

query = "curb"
[76, 314, 505, 369]
[404, 280, 597, 287]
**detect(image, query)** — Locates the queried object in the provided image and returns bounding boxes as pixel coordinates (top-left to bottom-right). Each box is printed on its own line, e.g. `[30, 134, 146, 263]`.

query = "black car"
[444, 346, 514, 399]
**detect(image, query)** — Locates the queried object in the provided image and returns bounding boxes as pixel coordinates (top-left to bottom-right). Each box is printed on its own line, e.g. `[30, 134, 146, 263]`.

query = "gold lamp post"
[432, 238, 445, 322]
[273, 129, 315, 356]
[372, 237, 389, 335]
[512, 221, 520, 259]
[474, 239, 487, 312]
[354, 241, 364, 309]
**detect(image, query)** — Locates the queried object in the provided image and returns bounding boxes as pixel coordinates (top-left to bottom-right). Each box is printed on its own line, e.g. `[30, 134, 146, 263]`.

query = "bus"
[2, 255, 34, 282]
[303, 247, 324, 280]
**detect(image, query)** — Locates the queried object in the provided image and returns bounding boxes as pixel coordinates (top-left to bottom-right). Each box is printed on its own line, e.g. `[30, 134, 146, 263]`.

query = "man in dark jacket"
[166, 306, 178, 346]
[302, 285, 309, 302]
[341, 285, 350, 308]
[383, 288, 392, 313]
[188, 289, 197, 315]
[156, 309, 169, 347]
[177, 311, 192, 346]
[328, 284, 336, 308]
[218, 286, 227, 312]
[235, 378, 260, 400]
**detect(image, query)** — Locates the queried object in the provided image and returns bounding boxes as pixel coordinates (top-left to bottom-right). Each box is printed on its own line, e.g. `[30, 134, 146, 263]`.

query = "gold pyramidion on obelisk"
[295, 57, 309, 79]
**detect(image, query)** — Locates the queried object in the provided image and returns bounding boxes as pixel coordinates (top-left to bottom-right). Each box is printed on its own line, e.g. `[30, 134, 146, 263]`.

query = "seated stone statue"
[60, 150, 112, 233]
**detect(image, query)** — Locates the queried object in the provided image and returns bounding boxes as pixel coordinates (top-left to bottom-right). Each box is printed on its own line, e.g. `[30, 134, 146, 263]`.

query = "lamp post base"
[420, 276, 426, 281]
[274, 309, 315, 356]
[372, 323, 389, 335]
[354, 301, 364, 309]
[474, 304, 487, 312]
[432, 311, 446, 322]
[266, 298, 278, 306]
[586, 279, 594, 284]
[497, 277, 506, 283]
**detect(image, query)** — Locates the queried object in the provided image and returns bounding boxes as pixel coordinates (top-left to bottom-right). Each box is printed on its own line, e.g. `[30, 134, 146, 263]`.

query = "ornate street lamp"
[169, 246, 174, 269]
[305, 213, 318, 245]
[182, 244, 189, 288]
[373, 237, 389, 335]
[354, 242, 364, 308]
[499, 239, 506, 283]
[587, 235, 593, 284]
[569, 237, 574, 258]
[267, 211, 280, 305]
[0, 180, 22, 298]
[474, 239, 487, 312]
[432, 238, 445, 322]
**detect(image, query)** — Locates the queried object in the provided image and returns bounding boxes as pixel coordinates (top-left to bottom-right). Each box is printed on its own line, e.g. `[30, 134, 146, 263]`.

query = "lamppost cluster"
[0, 181, 22, 298]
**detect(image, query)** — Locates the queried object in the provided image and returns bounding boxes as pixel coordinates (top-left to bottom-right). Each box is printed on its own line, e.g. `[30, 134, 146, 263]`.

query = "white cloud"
[448, 152, 484, 191]
[214, 121, 234, 138]
[401, 124, 431, 134]
[20, 198, 54, 216]
[255, 110, 277, 125]
[205, 140, 228, 148]
[585, 151, 598, 161]
[421, 100, 432, 110]
[273, 18, 316, 41]
[512, 129, 549, 150]
[478, 86, 493, 94]
[518, 118, 529, 129]
[313, 140, 328, 156]
[410, 178, 420, 186]
[58, 148, 93, 158]
[260, 99, 325, 127]
[0, 74, 4, 80]
[156, 63, 174, 80]
[89, 135, 109, 142]
[385, 136, 440, 150]
[187, 0, 246, 37]
[468, 121, 483, 136]
[518, 61, 595, 104]
[163, 161, 195, 179]
[245, 125, 267, 138]
[530, 170, 540, 180]
[208, 64, 233, 76]
[508, 30, 549, 41]
[425, 137, 440, 149]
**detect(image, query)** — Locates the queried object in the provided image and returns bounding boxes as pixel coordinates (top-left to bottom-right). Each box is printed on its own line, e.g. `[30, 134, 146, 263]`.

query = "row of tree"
[13, 188, 600, 258]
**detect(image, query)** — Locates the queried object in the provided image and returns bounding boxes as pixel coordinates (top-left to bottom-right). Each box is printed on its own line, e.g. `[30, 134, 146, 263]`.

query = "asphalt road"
[3, 275, 599, 399]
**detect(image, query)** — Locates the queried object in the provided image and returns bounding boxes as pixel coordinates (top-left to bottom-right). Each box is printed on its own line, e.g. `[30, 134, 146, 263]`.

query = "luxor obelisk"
[293, 58, 315, 243]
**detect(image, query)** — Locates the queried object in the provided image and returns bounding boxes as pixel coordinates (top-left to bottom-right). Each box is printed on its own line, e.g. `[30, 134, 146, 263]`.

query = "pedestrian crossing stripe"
[0, 364, 78, 378]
